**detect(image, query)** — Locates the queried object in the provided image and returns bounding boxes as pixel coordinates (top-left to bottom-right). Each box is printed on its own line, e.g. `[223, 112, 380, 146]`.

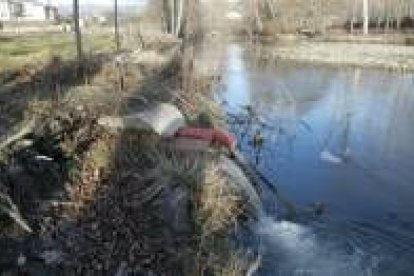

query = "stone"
[98, 103, 185, 137]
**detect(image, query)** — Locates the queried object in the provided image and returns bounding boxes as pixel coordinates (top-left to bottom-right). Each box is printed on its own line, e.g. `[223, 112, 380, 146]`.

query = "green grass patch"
[0, 32, 115, 71]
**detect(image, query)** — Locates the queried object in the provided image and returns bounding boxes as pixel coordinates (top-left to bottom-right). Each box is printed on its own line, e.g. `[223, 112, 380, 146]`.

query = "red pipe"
[175, 127, 236, 153]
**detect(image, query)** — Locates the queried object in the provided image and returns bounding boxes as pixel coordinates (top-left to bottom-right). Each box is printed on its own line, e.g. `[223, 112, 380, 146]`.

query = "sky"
[54, 0, 148, 7]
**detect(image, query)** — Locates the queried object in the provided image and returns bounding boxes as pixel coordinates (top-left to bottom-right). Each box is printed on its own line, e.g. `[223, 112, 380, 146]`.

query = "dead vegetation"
[0, 34, 252, 275]
[196, 164, 244, 236]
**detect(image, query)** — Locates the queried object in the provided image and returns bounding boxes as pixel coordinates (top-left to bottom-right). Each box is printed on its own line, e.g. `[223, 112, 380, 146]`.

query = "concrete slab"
[98, 103, 185, 137]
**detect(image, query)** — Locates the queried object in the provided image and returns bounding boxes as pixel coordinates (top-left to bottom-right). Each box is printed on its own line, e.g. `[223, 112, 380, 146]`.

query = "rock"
[98, 103, 185, 137]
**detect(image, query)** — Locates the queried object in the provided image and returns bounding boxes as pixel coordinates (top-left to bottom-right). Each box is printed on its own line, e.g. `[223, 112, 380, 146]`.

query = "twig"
[246, 253, 262, 276]
[0, 192, 32, 233]
[0, 119, 36, 152]
[232, 151, 297, 219]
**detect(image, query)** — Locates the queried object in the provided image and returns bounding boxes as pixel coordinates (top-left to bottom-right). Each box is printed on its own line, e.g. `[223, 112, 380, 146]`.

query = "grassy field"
[0, 32, 115, 71]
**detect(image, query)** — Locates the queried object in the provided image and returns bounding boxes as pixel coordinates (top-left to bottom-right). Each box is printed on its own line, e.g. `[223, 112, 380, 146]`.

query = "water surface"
[216, 43, 414, 275]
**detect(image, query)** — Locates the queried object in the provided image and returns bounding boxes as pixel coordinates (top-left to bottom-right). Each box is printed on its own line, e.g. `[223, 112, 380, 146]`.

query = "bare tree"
[265, 0, 277, 19]
[250, 0, 263, 33]
[362, 0, 369, 34]
[162, 0, 185, 36]
[350, 0, 358, 33]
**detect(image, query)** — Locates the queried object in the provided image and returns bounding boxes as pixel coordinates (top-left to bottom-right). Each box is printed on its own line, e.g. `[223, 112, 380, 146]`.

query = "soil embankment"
[0, 35, 256, 275]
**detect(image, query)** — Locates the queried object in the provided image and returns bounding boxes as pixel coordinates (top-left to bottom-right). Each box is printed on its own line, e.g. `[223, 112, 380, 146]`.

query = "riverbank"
[268, 40, 414, 72]
[0, 36, 255, 275]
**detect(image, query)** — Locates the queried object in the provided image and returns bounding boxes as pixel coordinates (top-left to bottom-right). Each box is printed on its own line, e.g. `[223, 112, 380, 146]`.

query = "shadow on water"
[216, 42, 414, 275]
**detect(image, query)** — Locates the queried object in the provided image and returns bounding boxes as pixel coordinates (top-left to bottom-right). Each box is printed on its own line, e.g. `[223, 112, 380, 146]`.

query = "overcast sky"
[55, 0, 147, 7]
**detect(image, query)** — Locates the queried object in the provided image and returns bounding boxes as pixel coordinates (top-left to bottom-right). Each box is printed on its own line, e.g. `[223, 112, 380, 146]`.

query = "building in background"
[0, 0, 58, 22]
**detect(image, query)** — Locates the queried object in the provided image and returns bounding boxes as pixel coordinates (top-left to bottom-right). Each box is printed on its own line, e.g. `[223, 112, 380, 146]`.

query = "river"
[202, 42, 414, 275]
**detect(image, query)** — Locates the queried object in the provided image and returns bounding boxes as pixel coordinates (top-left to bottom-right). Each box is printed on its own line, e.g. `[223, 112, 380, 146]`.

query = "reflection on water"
[217, 43, 414, 275]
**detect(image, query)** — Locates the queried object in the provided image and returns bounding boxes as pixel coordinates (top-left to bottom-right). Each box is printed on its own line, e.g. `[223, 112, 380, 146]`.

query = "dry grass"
[0, 36, 250, 274]
[196, 245, 255, 276]
[196, 163, 244, 236]
[215, 251, 252, 276]
[188, 157, 252, 276]
[151, 149, 204, 187]
[131, 149, 248, 275]
[0, 32, 115, 71]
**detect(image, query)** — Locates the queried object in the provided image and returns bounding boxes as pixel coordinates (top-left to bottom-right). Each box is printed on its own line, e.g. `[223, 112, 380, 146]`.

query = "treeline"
[248, 0, 414, 35]
[68, 0, 201, 70]
[144, 0, 202, 39]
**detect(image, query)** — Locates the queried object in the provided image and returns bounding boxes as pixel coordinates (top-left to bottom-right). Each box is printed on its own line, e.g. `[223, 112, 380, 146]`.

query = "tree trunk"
[176, 0, 184, 36]
[162, 0, 185, 36]
[162, 0, 170, 33]
[114, 0, 120, 51]
[265, 0, 276, 19]
[362, 0, 369, 35]
[317, 0, 326, 35]
[162, 0, 175, 34]
[396, 0, 402, 30]
[351, 0, 357, 34]
[252, 0, 263, 33]
[73, 0, 82, 62]
[170, 0, 175, 34]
